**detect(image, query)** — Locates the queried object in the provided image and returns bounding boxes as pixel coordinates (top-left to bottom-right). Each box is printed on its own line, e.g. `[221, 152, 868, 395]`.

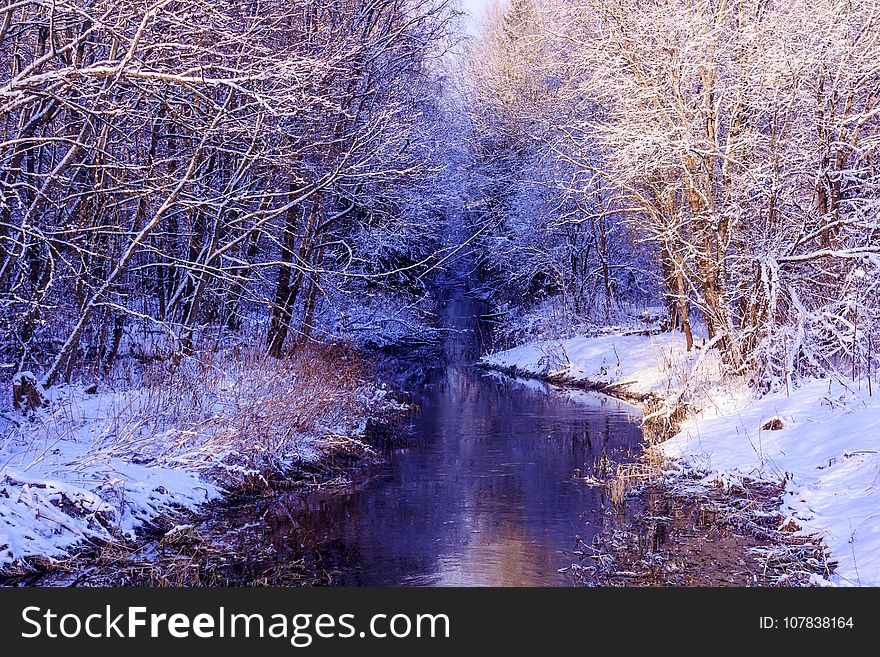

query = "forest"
[467, 0, 880, 386]
[1, 0, 456, 391]
[4, 0, 878, 402]
[1, 0, 879, 587]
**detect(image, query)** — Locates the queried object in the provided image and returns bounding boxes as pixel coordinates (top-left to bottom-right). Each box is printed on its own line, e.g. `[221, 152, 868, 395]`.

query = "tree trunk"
[266, 196, 321, 357]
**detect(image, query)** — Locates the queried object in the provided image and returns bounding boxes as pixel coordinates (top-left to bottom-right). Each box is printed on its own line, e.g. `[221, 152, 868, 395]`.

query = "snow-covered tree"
[467, 0, 880, 382]
[0, 0, 458, 385]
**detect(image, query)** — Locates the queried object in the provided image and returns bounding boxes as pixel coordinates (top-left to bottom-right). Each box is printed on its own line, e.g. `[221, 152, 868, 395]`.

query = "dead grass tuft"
[79, 342, 382, 485]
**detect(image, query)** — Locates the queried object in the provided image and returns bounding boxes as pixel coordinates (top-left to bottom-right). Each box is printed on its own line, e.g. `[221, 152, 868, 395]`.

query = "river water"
[282, 282, 644, 586]
[22, 282, 646, 587]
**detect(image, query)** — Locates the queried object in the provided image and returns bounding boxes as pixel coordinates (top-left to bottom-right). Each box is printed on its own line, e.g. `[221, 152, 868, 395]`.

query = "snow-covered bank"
[0, 349, 404, 575]
[480, 331, 720, 401]
[1, 384, 222, 571]
[661, 379, 880, 587]
[481, 332, 880, 586]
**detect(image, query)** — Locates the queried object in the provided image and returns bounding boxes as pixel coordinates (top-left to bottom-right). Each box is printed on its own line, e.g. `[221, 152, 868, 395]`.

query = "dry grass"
[641, 396, 688, 445]
[1, 342, 404, 580]
[76, 342, 385, 485]
[119, 345, 367, 481]
[607, 413, 671, 506]
[610, 462, 659, 506]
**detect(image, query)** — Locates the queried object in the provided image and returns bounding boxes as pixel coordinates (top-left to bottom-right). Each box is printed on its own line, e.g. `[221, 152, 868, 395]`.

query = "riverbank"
[573, 477, 832, 586]
[0, 344, 407, 580]
[481, 332, 880, 586]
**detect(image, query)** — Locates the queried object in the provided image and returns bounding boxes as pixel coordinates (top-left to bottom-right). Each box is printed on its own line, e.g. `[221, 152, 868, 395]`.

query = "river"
[279, 282, 644, 585]
[21, 281, 647, 587]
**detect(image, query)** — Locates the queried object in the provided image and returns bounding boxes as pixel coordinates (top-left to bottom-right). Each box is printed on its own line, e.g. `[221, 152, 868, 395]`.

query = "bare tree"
[1, 0, 458, 390]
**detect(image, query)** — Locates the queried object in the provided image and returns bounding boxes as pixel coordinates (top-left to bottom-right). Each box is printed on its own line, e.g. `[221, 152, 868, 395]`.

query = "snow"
[0, 363, 403, 572]
[661, 378, 880, 587]
[481, 331, 701, 398]
[11, 371, 36, 386]
[483, 331, 880, 586]
[1, 385, 222, 570]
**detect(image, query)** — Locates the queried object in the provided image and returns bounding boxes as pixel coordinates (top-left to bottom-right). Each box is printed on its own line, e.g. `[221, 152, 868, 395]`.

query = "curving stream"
[24, 282, 646, 587]
[282, 282, 644, 586]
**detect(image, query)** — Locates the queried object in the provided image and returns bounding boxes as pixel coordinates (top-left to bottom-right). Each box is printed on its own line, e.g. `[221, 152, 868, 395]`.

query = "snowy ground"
[481, 330, 722, 399]
[1, 384, 222, 570]
[1, 353, 404, 574]
[661, 378, 880, 587]
[481, 332, 880, 586]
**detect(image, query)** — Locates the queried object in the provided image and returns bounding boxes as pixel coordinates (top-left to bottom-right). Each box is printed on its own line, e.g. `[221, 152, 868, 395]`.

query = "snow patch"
[661, 378, 880, 586]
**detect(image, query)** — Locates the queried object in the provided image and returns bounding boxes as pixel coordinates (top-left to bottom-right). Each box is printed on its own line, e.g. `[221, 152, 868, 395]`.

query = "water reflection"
[276, 284, 644, 586]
